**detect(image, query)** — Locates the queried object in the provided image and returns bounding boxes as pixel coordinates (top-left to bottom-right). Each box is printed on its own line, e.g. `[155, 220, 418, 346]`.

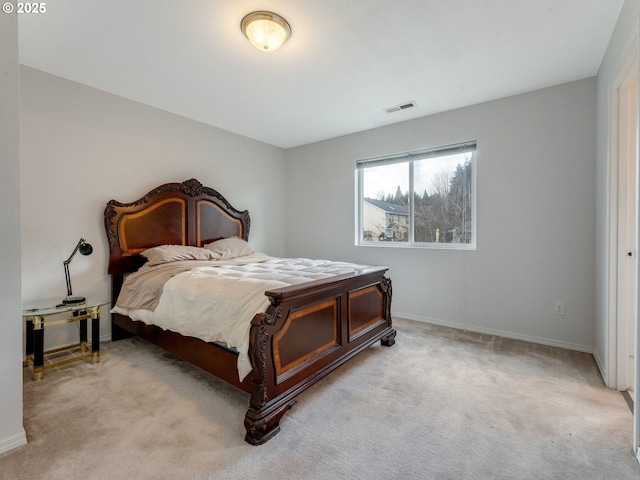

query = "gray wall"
[285, 78, 597, 351]
[19, 67, 287, 350]
[0, 11, 27, 453]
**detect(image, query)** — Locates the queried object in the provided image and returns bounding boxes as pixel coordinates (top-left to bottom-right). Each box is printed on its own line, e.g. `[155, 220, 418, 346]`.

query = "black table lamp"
[62, 238, 93, 304]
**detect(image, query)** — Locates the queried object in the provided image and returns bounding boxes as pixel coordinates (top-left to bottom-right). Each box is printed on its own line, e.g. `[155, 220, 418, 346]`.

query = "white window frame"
[355, 141, 477, 250]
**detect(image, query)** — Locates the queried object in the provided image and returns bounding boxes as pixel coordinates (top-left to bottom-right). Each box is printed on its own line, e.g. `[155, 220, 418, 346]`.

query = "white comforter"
[111, 254, 373, 380]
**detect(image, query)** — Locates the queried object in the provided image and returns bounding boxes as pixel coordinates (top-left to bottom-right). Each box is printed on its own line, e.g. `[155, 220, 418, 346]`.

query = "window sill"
[356, 241, 476, 251]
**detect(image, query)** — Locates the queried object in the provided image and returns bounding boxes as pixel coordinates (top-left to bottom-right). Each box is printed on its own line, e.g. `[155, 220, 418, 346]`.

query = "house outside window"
[362, 198, 409, 241]
[356, 142, 476, 249]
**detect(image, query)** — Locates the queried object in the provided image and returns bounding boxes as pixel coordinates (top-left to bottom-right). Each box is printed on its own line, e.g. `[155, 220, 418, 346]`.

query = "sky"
[362, 152, 471, 199]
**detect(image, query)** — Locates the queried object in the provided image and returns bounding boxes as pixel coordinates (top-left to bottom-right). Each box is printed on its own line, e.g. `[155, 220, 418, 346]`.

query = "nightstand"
[23, 296, 109, 380]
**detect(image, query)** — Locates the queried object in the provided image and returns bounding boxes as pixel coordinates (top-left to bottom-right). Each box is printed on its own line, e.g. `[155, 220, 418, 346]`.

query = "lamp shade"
[241, 11, 291, 52]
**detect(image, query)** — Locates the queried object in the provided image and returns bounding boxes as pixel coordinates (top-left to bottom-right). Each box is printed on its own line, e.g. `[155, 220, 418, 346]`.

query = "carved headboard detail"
[104, 178, 250, 276]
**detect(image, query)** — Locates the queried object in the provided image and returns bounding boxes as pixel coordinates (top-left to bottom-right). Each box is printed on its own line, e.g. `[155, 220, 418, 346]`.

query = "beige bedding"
[114, 253, 274, 312]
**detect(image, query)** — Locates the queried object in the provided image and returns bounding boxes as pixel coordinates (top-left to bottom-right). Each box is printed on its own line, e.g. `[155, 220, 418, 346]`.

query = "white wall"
[285, 78, 597, 352]
[0, 12, 28, 454]
[19, 67, 287, 350]
[594, 0, 640, 386]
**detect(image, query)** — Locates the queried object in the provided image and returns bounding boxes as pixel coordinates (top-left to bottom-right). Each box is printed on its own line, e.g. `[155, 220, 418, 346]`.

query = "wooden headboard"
[104, 178, 250, 276]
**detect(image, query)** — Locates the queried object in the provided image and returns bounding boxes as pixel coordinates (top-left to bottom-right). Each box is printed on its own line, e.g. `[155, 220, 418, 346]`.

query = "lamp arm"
[64, 261, 73, 297]
[64, 238, 85, 264]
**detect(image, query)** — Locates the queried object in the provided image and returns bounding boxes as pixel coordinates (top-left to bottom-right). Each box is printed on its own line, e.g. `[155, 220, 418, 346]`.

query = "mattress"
[111, 253, 372, 380]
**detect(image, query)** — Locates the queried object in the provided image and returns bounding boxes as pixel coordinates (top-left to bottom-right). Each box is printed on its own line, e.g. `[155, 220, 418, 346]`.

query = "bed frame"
[104, 178, 396, 445]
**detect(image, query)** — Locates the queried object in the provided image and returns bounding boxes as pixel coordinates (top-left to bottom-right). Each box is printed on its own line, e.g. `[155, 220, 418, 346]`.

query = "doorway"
[609, 33, 639, 458]
[615, 63, 638, 398]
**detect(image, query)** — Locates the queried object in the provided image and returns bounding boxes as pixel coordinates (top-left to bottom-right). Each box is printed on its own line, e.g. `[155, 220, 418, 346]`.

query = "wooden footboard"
[244, 267, 395, 445]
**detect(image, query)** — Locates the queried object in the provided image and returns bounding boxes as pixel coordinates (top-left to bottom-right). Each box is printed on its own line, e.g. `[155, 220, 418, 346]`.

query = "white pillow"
[204, 237, 254, 259]
[141, 245, 220, 266]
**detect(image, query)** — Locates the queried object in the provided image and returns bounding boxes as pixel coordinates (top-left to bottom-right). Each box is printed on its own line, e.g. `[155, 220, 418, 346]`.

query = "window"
[356, 141, 476, 249]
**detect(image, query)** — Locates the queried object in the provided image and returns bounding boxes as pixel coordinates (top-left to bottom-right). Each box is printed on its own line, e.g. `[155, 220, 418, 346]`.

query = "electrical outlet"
[554, 302, 565, 316]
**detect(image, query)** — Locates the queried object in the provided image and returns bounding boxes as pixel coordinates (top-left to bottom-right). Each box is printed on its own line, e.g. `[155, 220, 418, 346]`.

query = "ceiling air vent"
[384, 101, 416, 114]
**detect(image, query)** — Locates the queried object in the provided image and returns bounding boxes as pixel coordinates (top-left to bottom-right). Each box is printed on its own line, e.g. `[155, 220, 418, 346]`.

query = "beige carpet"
[2, 318, 638, 479]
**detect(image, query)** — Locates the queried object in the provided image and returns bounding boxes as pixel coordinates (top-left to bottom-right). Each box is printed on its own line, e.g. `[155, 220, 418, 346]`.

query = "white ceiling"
[18, 0, 624, 149]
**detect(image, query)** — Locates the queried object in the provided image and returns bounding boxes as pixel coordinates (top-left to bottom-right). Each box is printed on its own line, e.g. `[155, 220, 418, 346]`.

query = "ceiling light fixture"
[241, 11, 291, 52]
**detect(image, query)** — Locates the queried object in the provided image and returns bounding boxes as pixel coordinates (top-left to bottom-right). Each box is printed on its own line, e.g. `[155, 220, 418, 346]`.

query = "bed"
[104, 178, 396, 445]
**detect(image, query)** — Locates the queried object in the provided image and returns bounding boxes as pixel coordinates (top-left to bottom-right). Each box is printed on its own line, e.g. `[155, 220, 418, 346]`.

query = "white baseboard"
[592, 349, 609, 386]
[392, 311, 594, 354]
[0, 430, 27, 455]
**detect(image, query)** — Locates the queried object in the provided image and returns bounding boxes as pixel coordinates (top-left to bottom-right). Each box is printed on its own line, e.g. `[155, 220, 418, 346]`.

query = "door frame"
[607, 25, 640, 459]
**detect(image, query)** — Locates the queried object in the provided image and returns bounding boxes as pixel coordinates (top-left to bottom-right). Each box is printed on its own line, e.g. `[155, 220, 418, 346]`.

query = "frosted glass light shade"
[241, 11, 291, 52]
